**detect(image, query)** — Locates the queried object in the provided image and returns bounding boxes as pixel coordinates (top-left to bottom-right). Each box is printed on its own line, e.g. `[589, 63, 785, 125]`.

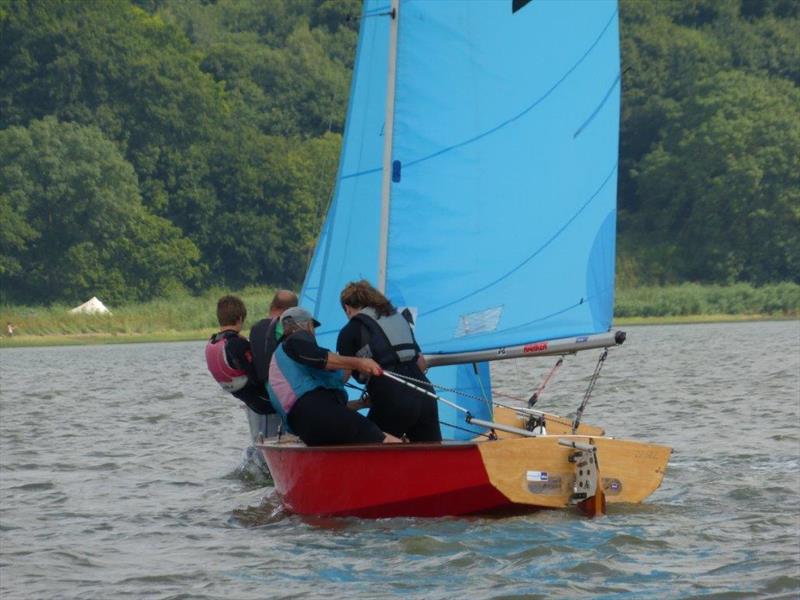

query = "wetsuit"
[249, 316, 280, 388]
[205, 330, 274, 415]
[268, 330, 385, 446]
[336, 310, 441, 442]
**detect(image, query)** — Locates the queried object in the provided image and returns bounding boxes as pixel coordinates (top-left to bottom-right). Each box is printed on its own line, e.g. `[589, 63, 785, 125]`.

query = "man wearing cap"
[267, 307, 403, 446]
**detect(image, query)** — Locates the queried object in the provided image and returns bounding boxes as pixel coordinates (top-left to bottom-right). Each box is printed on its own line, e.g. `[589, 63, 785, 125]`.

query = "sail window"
[455, 306, 503, 338]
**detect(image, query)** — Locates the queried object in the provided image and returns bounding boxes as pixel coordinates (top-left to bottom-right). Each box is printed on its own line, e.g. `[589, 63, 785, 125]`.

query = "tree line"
[1, 0, 797, 305]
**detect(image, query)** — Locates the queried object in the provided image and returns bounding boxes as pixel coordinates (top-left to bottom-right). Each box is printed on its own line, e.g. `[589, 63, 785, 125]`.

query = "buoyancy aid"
[352, 307, 418, 367]
[205, 331, 249, 393]
[250, 316, 279, 385]
[266, 334, 346, 424]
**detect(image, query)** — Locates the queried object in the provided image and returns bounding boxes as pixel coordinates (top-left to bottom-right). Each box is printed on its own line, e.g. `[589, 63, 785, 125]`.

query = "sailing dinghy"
[257, 0, 670, 518]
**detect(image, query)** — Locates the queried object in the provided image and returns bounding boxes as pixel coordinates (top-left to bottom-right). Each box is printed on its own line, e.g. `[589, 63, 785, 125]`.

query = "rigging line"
[571, 348, 607, 433]
[384, 368, 580, 431]
[472, 362, 493, 411]
[340, 8, 619, 181]
[381, 371, 495, 438]
[386, 369, 527, 414]
[442, 421, 494, 440]
[529, 357, 564, 407]
[419, 165, 618, 319]
[491, 399, 577, 430]
[382, 371, 468, 414]
[573, 73, 621, 139]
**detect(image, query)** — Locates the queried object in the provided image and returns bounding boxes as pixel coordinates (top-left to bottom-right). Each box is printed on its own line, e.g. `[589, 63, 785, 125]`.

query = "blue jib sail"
[302, 0, 620, 440]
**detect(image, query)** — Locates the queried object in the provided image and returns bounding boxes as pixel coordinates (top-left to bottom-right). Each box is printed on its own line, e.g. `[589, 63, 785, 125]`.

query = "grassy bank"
[615, 282, 799, 318]
[0, 286, 276, 347]
[1, 283, 797, 348]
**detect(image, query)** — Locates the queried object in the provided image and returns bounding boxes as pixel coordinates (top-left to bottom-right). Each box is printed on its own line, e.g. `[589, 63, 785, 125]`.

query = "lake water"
[1, 321, 798, 599]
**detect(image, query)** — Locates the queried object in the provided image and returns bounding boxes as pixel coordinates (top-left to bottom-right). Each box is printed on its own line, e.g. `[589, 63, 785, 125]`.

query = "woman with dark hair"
[337, 280, 441, 442]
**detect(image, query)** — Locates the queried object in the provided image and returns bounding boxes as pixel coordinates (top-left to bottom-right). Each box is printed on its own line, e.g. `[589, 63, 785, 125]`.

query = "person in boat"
[268, 307, 403, 446]
[240, 289, 298, 439]
[205, 295, 274, 417]
[337, 280, 441, 442]
[249, 289, 298, 388]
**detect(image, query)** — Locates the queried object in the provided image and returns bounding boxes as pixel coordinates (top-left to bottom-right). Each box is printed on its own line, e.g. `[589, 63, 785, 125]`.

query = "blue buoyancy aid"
[266, 337, 345, 430]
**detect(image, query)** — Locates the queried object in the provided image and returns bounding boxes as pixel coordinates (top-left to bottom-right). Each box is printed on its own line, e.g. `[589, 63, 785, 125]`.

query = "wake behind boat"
[257, 0, 671, 518]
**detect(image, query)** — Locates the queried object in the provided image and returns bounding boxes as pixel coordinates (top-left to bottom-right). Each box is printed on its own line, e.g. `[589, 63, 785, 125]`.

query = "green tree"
[205, 128, 341, 288]
[0, 117, 201, 304]
[0, 0, 228, 252]
[634, 71, 800, 284]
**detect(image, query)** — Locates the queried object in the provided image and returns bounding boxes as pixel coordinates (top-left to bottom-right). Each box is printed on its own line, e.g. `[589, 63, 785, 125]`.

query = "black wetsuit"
[278, 331, 385, 446]
[249, 316, 279, 387]
[337, 317, 441, 442]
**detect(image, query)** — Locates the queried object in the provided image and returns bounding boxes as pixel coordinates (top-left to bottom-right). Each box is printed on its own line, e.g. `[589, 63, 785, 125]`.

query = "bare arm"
[417, 354, 428, 374]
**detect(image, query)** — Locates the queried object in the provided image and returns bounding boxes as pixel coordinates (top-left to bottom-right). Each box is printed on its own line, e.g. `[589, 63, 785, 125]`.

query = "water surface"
[1, 321, 798, 598]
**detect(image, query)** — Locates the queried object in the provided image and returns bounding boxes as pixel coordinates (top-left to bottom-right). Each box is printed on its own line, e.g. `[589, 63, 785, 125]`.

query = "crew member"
[249, 289, 298, 388]
[268, 307, 402, 446]
[205, 295, 274, 417]
[337, 280, 441, 442]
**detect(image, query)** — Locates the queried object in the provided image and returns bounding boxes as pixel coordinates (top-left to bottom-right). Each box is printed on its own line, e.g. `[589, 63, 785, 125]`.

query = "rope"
[383, 370, 490, 408]
[472, 362, 493, 412]
[571, 349, 607, 433]
[528, 358, 563, 407]
[381, 371, 467, 414]
[347, 376, 490, 439]
[383, 368, 560, 413]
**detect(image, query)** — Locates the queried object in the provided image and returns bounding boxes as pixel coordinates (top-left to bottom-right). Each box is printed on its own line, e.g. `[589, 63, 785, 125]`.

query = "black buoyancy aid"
[251, 317, 279, 384]
[352, 307, 418, 367]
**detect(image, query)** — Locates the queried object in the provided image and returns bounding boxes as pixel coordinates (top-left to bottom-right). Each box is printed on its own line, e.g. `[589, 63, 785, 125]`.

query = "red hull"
[259, 442, 520, 518]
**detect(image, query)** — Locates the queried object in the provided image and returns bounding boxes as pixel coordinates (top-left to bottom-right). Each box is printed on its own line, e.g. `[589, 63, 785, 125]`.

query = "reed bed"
[0, 286, 276, 340]
[1, 283, 797, 345]
[615, 282, 799, 318]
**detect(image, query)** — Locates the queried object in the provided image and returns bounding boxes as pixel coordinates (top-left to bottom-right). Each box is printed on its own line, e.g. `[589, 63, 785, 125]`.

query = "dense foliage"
[618, 0, 799, 285]
[0, 0, 797, 305]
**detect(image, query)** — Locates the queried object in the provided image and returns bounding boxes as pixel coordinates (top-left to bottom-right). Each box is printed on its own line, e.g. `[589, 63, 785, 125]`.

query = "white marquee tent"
[69, 297, 111, 315]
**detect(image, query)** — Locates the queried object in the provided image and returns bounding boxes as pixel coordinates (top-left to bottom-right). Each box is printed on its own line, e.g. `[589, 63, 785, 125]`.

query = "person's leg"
[289, 390, 385, 446]
[404, 394, 442, 442]
[366, 379, 420, 438]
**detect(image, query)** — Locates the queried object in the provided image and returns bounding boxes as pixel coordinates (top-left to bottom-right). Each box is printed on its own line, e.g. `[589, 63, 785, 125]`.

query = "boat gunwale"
[256, 439, 482, 453]
[254, 434, 662, 454]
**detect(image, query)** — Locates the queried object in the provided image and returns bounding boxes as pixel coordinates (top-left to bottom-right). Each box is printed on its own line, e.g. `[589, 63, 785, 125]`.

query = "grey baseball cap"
[280, 306, 321, 328]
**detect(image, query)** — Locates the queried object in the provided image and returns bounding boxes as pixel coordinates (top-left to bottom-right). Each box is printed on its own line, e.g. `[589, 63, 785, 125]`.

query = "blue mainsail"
[301, 0, 620, 439]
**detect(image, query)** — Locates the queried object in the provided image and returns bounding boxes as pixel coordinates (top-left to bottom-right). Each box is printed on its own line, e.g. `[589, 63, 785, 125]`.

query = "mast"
[377, 0, 400, 293]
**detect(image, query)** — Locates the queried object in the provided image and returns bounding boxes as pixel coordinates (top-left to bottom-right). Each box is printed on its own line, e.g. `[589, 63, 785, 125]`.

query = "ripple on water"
[0, 324, 798, 600]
